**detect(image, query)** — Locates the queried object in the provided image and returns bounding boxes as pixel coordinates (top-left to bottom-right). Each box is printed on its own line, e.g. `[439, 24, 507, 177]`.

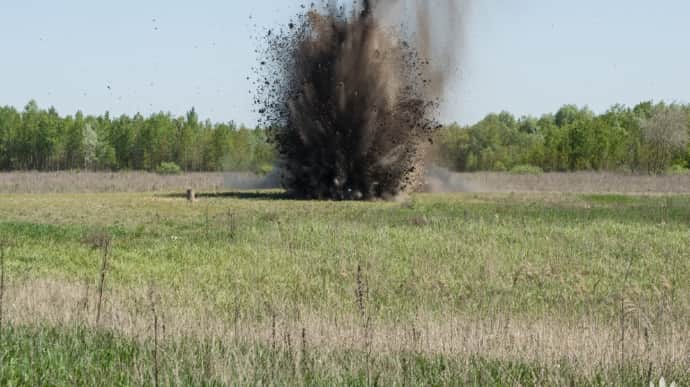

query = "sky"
[1, 0, 688, 126]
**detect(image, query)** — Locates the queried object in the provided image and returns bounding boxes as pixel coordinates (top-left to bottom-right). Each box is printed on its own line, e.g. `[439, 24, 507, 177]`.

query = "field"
[4, 170, 690, 194]
[0, 175, 689, 385]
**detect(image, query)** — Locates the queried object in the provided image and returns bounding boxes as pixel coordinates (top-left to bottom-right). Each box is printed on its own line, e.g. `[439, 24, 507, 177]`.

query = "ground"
[0, 185, 688, 385]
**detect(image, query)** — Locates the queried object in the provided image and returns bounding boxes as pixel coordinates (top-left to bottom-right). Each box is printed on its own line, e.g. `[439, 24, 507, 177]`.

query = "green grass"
[0, 191, 689, 385]
[1, 192, 688, 319]
[2, 324, 686, 386]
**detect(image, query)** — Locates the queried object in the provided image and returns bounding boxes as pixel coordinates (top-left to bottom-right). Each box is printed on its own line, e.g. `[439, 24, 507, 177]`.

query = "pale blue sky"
[1, 0, 688, 126]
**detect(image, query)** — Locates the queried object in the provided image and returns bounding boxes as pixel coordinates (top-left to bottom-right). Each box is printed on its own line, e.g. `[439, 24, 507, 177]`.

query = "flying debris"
[256, 0, 463, 200]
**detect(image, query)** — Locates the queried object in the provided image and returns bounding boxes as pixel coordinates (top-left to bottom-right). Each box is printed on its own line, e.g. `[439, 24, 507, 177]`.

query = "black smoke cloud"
[256, 0, 463, 200]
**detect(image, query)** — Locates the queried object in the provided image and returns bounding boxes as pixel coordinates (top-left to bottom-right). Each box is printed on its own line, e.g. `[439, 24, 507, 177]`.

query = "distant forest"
[1, 100, 689, 174]
[0, 101, 275, 173]
[437, 102, 690, 175]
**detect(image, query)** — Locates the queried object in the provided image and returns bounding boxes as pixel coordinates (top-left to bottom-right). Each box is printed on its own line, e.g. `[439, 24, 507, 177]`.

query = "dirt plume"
[255, 0, 466, 200]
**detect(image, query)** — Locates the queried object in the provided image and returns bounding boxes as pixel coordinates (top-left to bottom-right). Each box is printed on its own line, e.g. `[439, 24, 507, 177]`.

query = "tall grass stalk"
[0, 241, 6, 336]
[355, 263, 366, 319]
[83, 230, 113, 325]
[148, 285, 160, 387]
[96, 243, 110, 324]
[620, 254, 636, 382]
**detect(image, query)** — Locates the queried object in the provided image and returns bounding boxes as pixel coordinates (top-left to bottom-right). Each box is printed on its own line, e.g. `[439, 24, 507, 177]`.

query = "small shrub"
[665, 164, 690, 176]
[510, 164, 543, 175]
[255, 163, 274, 176]
[156, 162, 182, 175]
[492, 161, 507, 172]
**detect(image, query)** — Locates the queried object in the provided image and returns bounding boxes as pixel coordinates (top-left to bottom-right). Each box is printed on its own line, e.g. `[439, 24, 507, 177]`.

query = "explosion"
[256, 0, 462, 200]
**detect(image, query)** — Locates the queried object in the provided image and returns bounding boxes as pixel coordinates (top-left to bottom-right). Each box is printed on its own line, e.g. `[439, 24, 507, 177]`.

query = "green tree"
[641, 105, 689, 174]
[0, 106, 21, 170]
[83, 122, 99, 169]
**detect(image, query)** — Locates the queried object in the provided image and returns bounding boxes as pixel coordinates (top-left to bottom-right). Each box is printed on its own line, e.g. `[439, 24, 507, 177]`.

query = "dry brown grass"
[439, 172, 690, 194]
[3, 278, 688, 378]
[0, 171, 226, 194]
[4, 171, 690, 194]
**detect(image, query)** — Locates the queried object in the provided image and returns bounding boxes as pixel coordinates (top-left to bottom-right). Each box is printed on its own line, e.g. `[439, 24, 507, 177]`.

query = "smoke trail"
[256, 0, 465, 200]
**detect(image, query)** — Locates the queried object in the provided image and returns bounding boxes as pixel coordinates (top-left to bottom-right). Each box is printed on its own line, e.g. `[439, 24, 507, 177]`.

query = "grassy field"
[0, 189, 688, 385]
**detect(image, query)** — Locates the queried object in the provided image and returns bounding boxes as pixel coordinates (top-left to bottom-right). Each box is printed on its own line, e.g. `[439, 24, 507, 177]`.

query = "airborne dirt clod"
[256, 0, 462, 200]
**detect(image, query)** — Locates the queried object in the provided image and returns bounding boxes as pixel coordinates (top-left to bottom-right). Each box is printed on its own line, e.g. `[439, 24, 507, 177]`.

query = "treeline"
[437, 102, 690, 174]
[0, 100, 274, 172]
[2, 100, 690, 175]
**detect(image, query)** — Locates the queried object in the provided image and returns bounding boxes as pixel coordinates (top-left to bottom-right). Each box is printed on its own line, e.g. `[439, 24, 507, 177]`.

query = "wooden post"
[186, 188, 196, 202]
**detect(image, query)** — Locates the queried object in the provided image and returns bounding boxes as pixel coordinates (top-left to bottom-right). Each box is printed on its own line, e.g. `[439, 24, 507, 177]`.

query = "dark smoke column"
[257, 1, 457, 200]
